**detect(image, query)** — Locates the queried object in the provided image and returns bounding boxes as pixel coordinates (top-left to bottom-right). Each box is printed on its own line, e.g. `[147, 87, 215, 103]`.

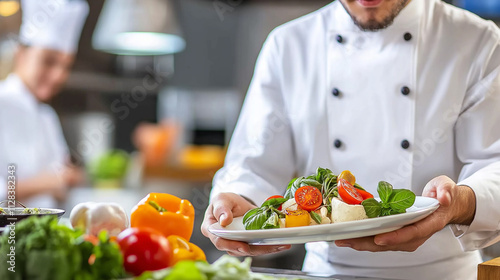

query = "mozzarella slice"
[281, 198, 298, 211]
[279, 218, 286, 228]
[331, 197, 368, 223]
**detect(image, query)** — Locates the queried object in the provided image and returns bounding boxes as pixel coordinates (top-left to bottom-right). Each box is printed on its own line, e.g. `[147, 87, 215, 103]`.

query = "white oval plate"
[209, 196, 439, 245]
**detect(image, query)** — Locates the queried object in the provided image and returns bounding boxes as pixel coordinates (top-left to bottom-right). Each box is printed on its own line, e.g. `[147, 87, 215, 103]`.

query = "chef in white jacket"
[202, 0, 500, 279]
[0, 0, 89, 208]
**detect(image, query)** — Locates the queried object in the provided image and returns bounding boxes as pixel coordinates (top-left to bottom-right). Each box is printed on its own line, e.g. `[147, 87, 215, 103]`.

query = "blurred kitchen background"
[1, 0, 499, 268]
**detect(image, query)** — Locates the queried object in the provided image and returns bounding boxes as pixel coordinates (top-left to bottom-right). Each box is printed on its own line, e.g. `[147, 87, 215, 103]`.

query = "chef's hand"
[53, 165, 85, 201]
[334, 176, 476, 252]
[14, 165, 85, 202]
[201, 192, 292, 256]
[62, 165, 85, 187]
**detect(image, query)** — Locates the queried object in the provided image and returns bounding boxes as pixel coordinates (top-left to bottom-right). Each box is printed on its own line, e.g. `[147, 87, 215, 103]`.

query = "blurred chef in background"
[0, 0, 89, 208]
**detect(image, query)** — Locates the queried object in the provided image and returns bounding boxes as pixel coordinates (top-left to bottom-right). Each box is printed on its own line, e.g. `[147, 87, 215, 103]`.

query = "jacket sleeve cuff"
[452, 174, 500, 251]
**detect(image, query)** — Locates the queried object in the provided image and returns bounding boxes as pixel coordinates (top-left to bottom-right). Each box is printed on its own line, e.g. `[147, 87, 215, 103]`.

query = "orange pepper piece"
[131, 193, 195, 241]
[285, 208, 310, 228]
[167, 235, 206, 265]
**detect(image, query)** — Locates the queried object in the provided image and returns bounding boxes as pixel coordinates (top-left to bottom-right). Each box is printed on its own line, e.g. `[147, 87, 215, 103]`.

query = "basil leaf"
[377, 181, 393, 203]
[306, 174, 317, 180]
[243, 208, 270, 230]
[288, 177, 299, 188]
[262, 212, 281, 229]
[284, 177, 303, 199]
[361, 198, 382, 218]
[301, 179, 323, 190]
[243, 208, 260, 224]
[380, 207, 404, 217]
[388, 189, 416, 211]
[261, 198, 288, 208]
[354, 183, 366, 191]
[380, 207, 394, 217]
[284, 176, 321, 199]
[315, 169, 325, 183]
[315, 167, 333, 183]
[310, 211, 322, 224]
[392, 208, 407, 214]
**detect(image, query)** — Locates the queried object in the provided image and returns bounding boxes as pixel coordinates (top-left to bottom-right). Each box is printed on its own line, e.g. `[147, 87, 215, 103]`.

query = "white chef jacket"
[211, 0, 500, 279]
[0, 74, 68, 208]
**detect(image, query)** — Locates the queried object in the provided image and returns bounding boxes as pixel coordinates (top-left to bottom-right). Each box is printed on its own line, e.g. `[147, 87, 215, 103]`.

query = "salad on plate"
[243, 167, 417, 230]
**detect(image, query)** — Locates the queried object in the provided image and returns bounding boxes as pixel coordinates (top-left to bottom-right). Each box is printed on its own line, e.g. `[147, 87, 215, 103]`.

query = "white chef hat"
[19, 0, 89, 54]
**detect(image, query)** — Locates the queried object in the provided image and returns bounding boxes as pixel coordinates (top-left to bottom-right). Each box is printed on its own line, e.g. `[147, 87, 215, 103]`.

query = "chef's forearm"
[15, 173, 64, 200]
[450, 185, 476, 226]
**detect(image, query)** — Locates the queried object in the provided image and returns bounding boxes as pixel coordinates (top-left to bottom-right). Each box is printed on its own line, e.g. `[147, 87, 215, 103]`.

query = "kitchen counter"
[478, 257, 500, 280]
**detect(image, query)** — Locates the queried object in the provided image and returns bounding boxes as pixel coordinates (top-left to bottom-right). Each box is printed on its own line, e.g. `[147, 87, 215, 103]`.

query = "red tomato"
[265, 195, 285, 210]
[338, 179, 363, 205]
[117, 228, 173, 276]
[294, 186, 322, 211]
[357, 189, 374, 200]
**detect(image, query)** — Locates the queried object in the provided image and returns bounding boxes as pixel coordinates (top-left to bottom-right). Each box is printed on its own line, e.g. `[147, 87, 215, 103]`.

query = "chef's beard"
[341, 0, 410, 32]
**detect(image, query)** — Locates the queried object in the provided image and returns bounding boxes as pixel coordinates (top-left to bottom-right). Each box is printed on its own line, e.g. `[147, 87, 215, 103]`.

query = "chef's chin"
[34, 88, 58, 103]
[339, 0, 410, 32]
[351, 15, 396, 31]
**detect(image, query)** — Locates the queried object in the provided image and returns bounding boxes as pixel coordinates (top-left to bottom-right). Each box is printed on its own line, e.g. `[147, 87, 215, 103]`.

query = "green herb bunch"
[0, 216, 127, 280]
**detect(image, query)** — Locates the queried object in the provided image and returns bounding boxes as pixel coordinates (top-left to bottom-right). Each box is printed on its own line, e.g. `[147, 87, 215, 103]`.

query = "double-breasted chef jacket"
[211, 0, 500, 279]
[0, 74, 68, 208]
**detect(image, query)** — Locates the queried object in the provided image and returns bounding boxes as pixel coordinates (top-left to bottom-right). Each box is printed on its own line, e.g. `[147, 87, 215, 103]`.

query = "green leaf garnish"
[388, 189, 416, 211]
[310, 211, 322, 224]
[261, 198, 288, 208]
[361, 198, 382, 218]
[377, 181, 393, 202]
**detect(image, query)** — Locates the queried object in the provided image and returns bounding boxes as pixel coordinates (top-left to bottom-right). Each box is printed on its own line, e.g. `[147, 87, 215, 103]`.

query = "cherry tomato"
[117, 228, 173, 276]
[338, 178, 363, 205]
[294, 186, 322, 211]
[357, 189, 374, 200]
[265, 195, 285, 210]
[338, 170, 356, 185]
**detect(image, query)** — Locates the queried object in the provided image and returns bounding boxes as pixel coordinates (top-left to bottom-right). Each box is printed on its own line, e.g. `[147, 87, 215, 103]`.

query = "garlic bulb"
[70, 202, 129, 236]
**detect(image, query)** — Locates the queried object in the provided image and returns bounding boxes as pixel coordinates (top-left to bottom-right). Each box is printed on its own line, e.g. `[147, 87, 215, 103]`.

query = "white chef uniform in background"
[211, 0, 500, 279]
[0, 0, 89, 208]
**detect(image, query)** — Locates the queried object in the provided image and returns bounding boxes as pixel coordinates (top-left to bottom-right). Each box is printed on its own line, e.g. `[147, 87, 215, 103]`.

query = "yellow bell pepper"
[338, 170, 356, 185]
[167, 235, 206, 265]
[285, 208, 310, 228]
[131, 193, 195, 241]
